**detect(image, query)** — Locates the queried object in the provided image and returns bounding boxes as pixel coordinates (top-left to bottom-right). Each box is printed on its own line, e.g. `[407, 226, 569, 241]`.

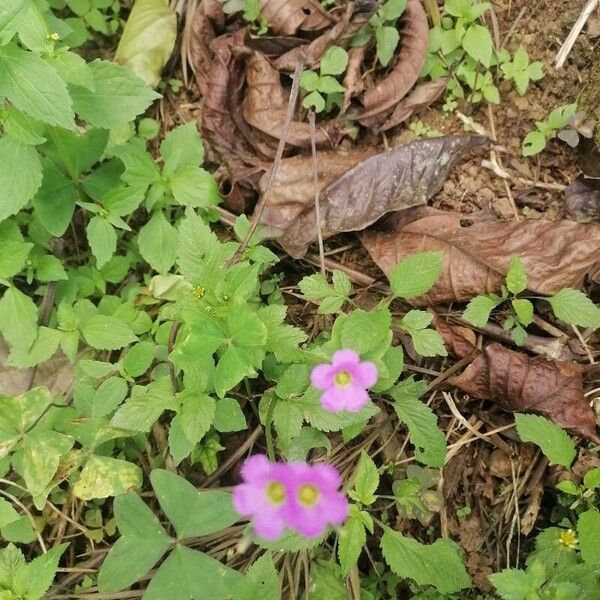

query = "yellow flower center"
[265, 481, 286, 505]
[334, 370, 352, 387]
[193, 285, 205, 299]
[298, 484, 320, 507]
[559, 529, 577, 550]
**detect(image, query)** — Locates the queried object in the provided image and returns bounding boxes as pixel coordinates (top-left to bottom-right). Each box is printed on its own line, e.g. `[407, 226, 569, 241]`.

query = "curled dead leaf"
[257, 0, 333, 35]
[452, 343, 600, 443]
[343, 46, 367, 112]
[361, 207, 600, 305]
[242, 52, 347, 148]
[359, 0, 429, 123]
[259, 135, 483, 257]
[433, 317, 477, 359]
[380, 78, 448, 131]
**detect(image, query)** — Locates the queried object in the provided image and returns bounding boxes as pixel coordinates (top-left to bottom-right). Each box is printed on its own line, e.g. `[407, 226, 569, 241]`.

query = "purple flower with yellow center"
[310, 349, 377, 412]
[232, 455, 348, 540]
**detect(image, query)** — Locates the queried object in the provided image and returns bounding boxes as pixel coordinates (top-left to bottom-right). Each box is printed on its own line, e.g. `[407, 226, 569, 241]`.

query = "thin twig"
[555, 0, 599, 68]
[308, 111, 326, 276]
[227, 57, 306, 265]
[167, 320, 180, 393]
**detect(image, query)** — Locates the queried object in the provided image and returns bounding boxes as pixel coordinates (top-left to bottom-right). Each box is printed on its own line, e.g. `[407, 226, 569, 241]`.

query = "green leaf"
[548, 288, 600, 328]
[514, 413, 575, 467]
[375, 25, 399, 66]
[82, 315, 137, 350]
[112, 142, 160, 188]
[490, 563, 547, 600]
[349, 450, 379, 505]
[138, 210, 178, 274]
[316, 74, 345, 94]
[122, 341, 154, 377]
[302, 90, 325, 113]
[86, 215, 116, 269]
[338, 514, 366, 575]
[299, 273, 348, 314]
[390, 252, 443, 300]
[233, 553, 280, 600]
[214, 398, 247, 432]
[114, 0, 177, 87]
[70, 59, 161, 128]
[3, 105, 46, 145]
[337, 307, 392, 358]
[390, 378, 446, 467]
[0, 136, 42, 222]
[46, 49, 95, 91]
[72, 455, 143, 500]
[168, 391, 215, 465]
[98, 492, 171, 593]
[150, 469, 239, 537]
[214, 345, 257, 398]
[0, 240, 31, 279]
[463, 294, 501, 327]
[380, 528, 470, 594]
[160, 122, 204, 176]
[169, 165, 220, 208]
[0, 43, 75, 129]
[0, 499, 19, 528]
[32, 162, 76, 237]
[0, 286, 38, 350]
[522, 130, 546, 156]
[300, 69, 319, 92]
[462, 24, 493, 67]
[12, 543, 68, 600]
[584, 467, 600, 489]
[146, 545, 241, 600]
[511, 298, 534, 326]
[309, 561, 346, 600]
[320, 45, 348, 76]
[578, 510, 600, 566]
[381, 0, 407, 20]
[0, 0, 28, 45]
[505, 255, 527, 294]
[91, 376, 128, 417]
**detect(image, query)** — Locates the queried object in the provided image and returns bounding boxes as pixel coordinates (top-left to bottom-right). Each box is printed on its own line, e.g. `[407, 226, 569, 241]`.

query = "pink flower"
[310, 349, 377, 412]
[232, 455, 348, 540]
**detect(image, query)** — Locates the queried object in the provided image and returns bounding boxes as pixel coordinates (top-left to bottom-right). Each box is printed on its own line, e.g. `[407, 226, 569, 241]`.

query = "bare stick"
[228, 57, 306, 265]
[555, 0, 599, 68]
[308, 111, 326, 276]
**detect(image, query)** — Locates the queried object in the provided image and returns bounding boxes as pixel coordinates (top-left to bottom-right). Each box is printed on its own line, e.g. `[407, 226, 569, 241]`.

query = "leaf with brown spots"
[359, 0, 429, 125]
[258, 135, 483, 257]
[360, 208, 600, 305]
[452, 343, 600, 443]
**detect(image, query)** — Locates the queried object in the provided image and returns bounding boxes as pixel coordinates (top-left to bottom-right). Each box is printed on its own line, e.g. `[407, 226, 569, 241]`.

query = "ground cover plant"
[2, 0, 600, 598]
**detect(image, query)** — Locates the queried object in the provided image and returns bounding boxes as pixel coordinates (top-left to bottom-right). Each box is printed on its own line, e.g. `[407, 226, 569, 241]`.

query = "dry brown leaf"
[0, 338, 73, 397]
[361, 207, 600, 305]
[273, 2, 354, 71]
[566, 175, 600, 222]
[259, 135, 483, 257]
[342, 46, 367, 112]
[242, 52, 347, 148]
[380, 78, 448, 131]
[258, 0, 333, 35]
[452, 343, 600, 443]
[433, 317, 477, 359]
[359, 0, 429, 123]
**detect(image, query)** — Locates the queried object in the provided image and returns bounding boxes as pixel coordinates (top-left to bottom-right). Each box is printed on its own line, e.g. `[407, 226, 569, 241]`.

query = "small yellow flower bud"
[559, 529, 577, 550]
[193, 285, 205, 299]
[49, 32, 60, 41]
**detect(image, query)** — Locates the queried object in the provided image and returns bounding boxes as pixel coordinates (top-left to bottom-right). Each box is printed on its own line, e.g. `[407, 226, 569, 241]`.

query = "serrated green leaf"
[350, 450, 379, 505]
[122, 341, 154, 377]
[46, 49, 95, 91]
[578, 510, 600, 566]
[0, 136, 42, 223]
[463, 294, 501, 327]
[7, 327, 62, 368]
[548, 288, 600, 328]
[114, 0, 177, 87]
[299, 273, 347, 314]
[511, 298, 533, 326]
[214, 398, 247, 432]
[0, 240, 31, 279]
[86, 215, 116, 269]
[214, 345, 257, 398]
[73, 455, 142, 500]
[390, 378, 446, 467]
[337, 307, 392, 358]
[12, 543, 68, 600]
[81, 315, 137, 350]
[160, 122, 205, 176]
[583, 467, 600, 489]
[138, 210, 178, 274]
[380, 528, 470, 593]
[150, 469, 238, 537]
[233, 553, 280, 600]
[506, 255, 527, 294]
[338, 515, 366, 575]
[462, 23, 493, 67]
[390, 252, 443, 300]
[91, 376, 128, 417]
[0, 43, 75, 129]
[70, 59, 161, 128]
[0, 286, 38, 350]
[515, 413, 575, 467]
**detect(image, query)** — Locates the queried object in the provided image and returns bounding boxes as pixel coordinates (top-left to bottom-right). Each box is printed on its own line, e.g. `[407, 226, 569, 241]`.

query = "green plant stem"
[265, 395, 278, 462]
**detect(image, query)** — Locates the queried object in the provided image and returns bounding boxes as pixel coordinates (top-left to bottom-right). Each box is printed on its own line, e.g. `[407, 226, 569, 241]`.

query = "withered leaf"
[566, 175, 600, 223]
[342, 46, 367, 112]
[257, 0, 333, 35]
[359, 0, 429, 123]
[433, 317, 477, 359]
[452, 343, 600, 443]
[361, 207, 600, 305]
[380, 78, 448, 131]
[259, 135, 483, 257]
[242, 52, 347, 148]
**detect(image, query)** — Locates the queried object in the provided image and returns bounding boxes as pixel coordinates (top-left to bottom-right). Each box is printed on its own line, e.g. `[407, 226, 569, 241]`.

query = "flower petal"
[331, 349, 360, 367]
[343, 385, 369, 412]
[240, 454, 271, 482]
[321, 492, 349, 525]
[233, 483, 265, 516]
[310, 363, 334, 390]
[289, 509, 328, 538]
[253, 511, 286, 540]
[320, 387, 347, 412]
[357, 361, 378, 388]
[312, 464, 342, 489]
